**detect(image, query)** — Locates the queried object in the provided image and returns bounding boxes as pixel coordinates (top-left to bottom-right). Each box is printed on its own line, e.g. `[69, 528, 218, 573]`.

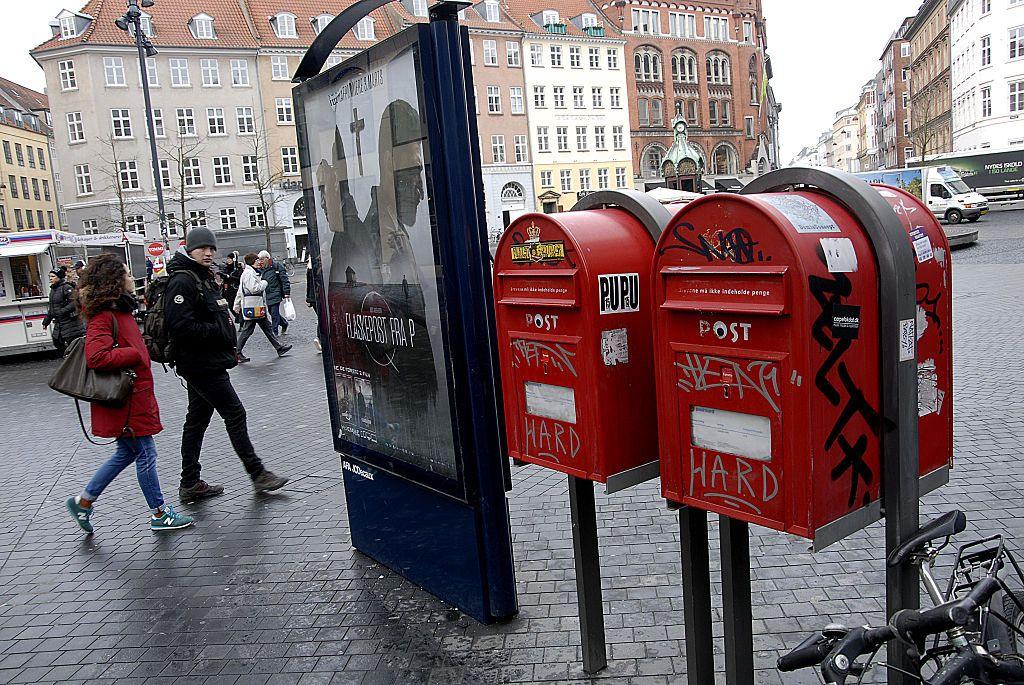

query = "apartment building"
[879, 17, 914, 168]
[907, 0, 952, 160]
[830, 105, 860, 173]
[856, 78, 879, 172]
[950, 0, 1024, 152]
[601, 0, 778, 185]
[0, 80, 61, 232]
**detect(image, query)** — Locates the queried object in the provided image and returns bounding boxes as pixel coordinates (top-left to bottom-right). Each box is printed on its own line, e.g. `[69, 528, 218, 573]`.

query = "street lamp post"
[114, 0, 168, 244]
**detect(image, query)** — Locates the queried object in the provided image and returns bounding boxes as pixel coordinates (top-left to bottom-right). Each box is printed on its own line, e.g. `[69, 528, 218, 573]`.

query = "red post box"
[493, 208, 658, 483]
[652, 186, 952, 549]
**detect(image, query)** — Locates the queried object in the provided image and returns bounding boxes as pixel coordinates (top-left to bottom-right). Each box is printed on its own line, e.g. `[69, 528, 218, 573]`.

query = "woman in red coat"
[65, 254, 193, 533]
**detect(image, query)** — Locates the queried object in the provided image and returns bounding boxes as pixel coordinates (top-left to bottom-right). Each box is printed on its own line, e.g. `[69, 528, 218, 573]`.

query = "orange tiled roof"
[459, 1, 524, 32]
[0, 77, 49, 113]
[502, 0, 621, 38]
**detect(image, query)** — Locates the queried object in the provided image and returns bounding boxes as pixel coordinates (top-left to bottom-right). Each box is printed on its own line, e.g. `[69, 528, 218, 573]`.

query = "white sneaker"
[313, 338, 322, 353]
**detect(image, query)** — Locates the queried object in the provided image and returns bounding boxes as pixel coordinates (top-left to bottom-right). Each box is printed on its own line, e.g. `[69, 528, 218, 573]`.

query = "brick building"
[879, 17, 914, 169]
[594, 0, 779, 187]
[906, 0, 952, 161]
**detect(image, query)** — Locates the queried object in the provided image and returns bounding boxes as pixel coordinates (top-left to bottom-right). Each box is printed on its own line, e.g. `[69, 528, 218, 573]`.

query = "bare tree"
[158, 136, 207, 239]
[96, 136, 144, 233]
[244, 129, 289, 252]
[908, 83, 945, 165]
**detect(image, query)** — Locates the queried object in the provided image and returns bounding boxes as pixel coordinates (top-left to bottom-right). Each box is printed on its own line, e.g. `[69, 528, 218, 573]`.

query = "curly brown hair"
[75, 254, 128, 320]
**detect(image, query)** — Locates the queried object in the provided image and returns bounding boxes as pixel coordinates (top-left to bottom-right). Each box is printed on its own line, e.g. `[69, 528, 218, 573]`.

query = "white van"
[854, 166, 989, 224]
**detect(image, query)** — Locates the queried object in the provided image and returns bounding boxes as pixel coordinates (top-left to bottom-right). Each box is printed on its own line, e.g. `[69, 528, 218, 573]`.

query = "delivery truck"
[854, 165, 988, 224]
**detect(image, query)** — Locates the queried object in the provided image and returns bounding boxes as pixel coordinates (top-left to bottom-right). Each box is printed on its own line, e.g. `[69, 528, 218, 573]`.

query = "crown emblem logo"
[525, 223, 541, 242]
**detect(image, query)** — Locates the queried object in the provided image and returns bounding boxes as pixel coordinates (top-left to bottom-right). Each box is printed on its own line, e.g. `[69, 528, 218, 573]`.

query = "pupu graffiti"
[659, 222, 771, 264]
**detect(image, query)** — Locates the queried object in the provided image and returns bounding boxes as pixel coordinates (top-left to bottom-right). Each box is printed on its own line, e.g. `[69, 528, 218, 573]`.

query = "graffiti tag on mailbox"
[688, 448, 779, 516]
[675, 353, 781, 413]
[511, 339, 578, 376]
[659, 222, 771, 264]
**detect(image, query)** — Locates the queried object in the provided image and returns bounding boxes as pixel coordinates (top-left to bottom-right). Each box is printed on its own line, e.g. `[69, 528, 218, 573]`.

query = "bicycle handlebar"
[890, 576, 1000, 645]
[777, 632, 833, 672]
[779, 625, 896, 683]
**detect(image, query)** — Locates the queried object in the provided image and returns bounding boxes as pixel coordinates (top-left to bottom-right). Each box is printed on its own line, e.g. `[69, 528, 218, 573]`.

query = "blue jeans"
[83, 435, 165, 511]
[269, 302, 288, 336]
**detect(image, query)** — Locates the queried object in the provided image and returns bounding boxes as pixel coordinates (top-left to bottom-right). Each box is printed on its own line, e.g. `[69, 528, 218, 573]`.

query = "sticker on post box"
[819, 238, 858, 273]
[600, 328, 629, 366]
[511, 240, 566, 264]
[909, 228, 934, 263]
[598, 273, 640, 314]
[899, 319, 916, 361]
[830, 303, 861, 340]
[690, 406, 771, 462]
[524, 381, 577, 423]
[758, 194, 841, 233]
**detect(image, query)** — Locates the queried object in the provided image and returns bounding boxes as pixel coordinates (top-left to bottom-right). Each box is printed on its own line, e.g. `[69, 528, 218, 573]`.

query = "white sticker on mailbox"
[820, 237, 859, 273]
[524, 381, 577, 424]
[758, 194, 841, 233]
[598, 273, 640, 315]
[600, 328, 629, 366]
[899, 319, 916, 361]
[691, 406, 772, 462]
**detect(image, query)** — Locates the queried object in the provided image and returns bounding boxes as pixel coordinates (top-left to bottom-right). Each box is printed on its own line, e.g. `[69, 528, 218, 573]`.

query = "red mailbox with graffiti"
[493, 210, 658, 482]
[652, 187, 951, 548]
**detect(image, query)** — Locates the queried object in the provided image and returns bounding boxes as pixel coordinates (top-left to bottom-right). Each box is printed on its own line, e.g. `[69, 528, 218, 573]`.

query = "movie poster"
[300, 43, 458, 481]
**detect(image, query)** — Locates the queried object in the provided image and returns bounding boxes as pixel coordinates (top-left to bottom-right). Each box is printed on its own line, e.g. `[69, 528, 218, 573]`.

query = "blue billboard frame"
[293, 11, 517, 623]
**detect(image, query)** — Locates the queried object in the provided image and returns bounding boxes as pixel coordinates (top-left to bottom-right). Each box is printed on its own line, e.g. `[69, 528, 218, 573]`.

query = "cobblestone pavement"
[1, 214, 1023, 685]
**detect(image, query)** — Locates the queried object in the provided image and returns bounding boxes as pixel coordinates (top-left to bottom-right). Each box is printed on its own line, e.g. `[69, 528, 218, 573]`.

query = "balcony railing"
[583, 25, 604, 37]
[544, 23, 567, 34]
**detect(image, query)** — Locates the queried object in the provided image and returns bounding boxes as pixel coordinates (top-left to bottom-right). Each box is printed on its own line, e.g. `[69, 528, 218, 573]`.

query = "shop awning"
[0, 242, 50, 258]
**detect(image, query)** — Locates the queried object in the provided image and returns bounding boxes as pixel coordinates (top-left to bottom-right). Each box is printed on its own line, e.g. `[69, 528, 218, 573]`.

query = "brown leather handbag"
[49, 316, 136, 405]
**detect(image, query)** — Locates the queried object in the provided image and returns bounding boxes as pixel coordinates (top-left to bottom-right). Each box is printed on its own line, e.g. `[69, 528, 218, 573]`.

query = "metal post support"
[568, 475, 607, 675]
[742, 167, 920, 685]
[720, 516, 753, 685]
[679, 506, 714, 682]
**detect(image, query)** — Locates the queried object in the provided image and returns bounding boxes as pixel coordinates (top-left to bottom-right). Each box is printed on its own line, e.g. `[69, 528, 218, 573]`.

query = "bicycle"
[778, 510, 1024, 684]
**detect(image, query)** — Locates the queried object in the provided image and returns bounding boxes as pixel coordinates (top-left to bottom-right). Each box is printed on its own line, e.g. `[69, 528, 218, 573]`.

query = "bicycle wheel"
[982, 589, 1024, 656]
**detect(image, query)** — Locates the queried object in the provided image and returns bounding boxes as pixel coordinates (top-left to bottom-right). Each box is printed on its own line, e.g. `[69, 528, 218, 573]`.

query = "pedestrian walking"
[163, 228, 289, 503]
[222, 252, 242, 323]
[305, 258, 322, 353]
[64, 254, 193, 534]
[257, 250, 291, 336]
[42, 266, 86, 356]
[234, 252, 292, 362]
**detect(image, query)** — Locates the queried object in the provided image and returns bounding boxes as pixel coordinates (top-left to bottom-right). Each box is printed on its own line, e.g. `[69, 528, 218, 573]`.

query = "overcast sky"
[5, 1, 924, 164]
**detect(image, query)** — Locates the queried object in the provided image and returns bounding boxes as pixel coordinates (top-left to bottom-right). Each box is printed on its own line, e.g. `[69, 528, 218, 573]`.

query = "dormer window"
[59, 16, 77, 39]
[273, 13, 297, 38]
[191, 14, 215, 39]
[580, 13, 598, 27]
[312, 14, 333, 34]
[411, 0, 428, 17]
[355, 17, 374, 41]
[542, 10, 559, 25]
[484, 0, 500, 22]
[138, 16, 153, 37]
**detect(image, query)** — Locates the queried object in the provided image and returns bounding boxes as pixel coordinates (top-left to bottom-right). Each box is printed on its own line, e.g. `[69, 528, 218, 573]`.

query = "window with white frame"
[588, 47, 601, 69]
[981, 86, 992, 116]
[183, 158, 202, 186]
[411, 0, 428, 17]
[607, 48, 619, 69]
[704, 16, 728, 41]
[236, 107, 255, 134]
[487, 86, 501, 113]
[200, 59, 220, 86]
[553, 86, 565, 107]
[220, 207, 237, 230]
[326, 53, 342, 68]
[212, 156, 231, 185]
[1011, 27, 1024, 60]
[533, 86, 546, 107]
[118, 160, 140, 190]
[615, 167, 626, 187]
[275, 13, 297, 38]
[537, 126, 549, 152]
[159, 159, 171, 188]
[142, 57, 159, 86]
[745, 115, 755, 138]
[668, 12, 695, 38]
[507, 42, 521, 67]
[612, 126, 624, 149]
[176, 108, 196, 136]
[313, 14, 333, 34]
[510, 87, 524, 114]
[530, 44, 543, 66]
[706, 51, 731, 84]
[137, 16, 153, 37]
[355, 17, 375, 40]
[104, 57, 126, 86]
[743, 21, 753, 43]
[597, 167, 609, 189]
[82, 218, 98, 235]
[631, 8, 661, 33]
[514, 135, 527, 162]
[111, 109, 132, 138]
[569, 46, 581, 68]
[58, 60, 77, 90]
[576, 126, 587, 150]
[483, 40, 497, 65]
[550, 45, 562, 66]
[74, 164, 92, 195]
[578, 168, 591, 190]
[66, 112, 84, 143]
[581, 13, 598, 27]
[672, 49, 697, 83]
[609, 87, 621, 108]
[592, 87, 602, 108]
[1011, 80, 1024, 113]
[573, 86, 584, 108]
[484, 0, 500, 22]
[281, 147, 299, 174]
[125, 215, 145, 233]
[559, 169, 571, 192]
[901, 42, 910, 57]
[635, 47, 662, 81]
[491, 135, 506, 163]
[242, 155, 258, 183]
[189, 210, 207, 227]
[594, 126, 605, 149]
[200, 107, 223, 135]
[276, 97, 294, 124]
[248, 205, 265, 227]
[170, 58, 190, 86]
[540, 170, 552, 187]
[60, 16, 78, 39]
[556, 126, 568, 151]
[192, 14, 215, 38]
[542, 10, 559, 25]
[231, 60, 249, 86]
[271, 55, 289, 80]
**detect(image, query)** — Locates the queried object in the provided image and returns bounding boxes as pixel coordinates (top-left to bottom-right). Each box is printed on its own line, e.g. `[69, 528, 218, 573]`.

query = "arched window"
[273, 12, 297, 38]
[748, 54, 758, 78]
[501, 182, 525, 201]
[705, 51, 731, 85]
[641, 143, 668, 179]
[313, 14, 334, 34]
[651, 98, 664, 126]
[355, 17, 375, 40]
[672, 49, 697, 84]
[634, 46, 662, 82]
[293, 197, 306, 227]
[712, 142, 738, 174]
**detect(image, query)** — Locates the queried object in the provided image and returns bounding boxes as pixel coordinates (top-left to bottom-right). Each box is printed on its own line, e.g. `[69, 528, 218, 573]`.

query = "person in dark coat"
[164, 228, 288, 503]
[64, 254, 193, 534]
[257, 250, 291, 336]
[42, 267, 85, 356]
[221, 252, 243, 324]
[305, 258, 322, 353]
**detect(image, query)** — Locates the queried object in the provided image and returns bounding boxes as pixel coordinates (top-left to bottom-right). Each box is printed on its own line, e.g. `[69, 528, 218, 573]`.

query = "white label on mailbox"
[600, 328, 629, 366]
[691, 406, 771, 462]
[820, 237, 859, 273]
[598, 273, 640, 315]
[759, 194, 841, 233]
[524, 381, 577, 424]
[899, 318, 916, 361]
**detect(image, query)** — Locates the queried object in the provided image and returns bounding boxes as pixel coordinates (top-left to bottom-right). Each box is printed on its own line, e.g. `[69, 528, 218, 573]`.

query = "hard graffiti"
[659, 221, 771, 264]
[676, 353, 781, 413]
[525, 415, 581, 464]
[511, 339, 578, 377]
[688, 448, 779, 516]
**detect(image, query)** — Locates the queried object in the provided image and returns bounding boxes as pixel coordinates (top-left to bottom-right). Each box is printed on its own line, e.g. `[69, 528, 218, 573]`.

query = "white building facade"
[950, 0, 1024, 151]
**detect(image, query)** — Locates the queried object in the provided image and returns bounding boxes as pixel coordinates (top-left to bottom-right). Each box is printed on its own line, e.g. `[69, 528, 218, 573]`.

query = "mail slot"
[652, 186, 952, 547]
[493, 208, 658, 482]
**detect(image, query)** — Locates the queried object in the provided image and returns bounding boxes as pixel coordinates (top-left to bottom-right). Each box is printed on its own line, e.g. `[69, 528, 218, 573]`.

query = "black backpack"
[143, 271, 201, 364]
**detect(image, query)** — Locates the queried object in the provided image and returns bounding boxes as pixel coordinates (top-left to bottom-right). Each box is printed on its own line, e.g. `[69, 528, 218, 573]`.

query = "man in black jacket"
[164, 227, 288, 503]
[257, 250, 290, 337]
[42, 267, 85, 356]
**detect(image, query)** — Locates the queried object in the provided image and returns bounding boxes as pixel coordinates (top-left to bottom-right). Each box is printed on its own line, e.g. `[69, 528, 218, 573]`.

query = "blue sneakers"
[66, 497, 93, 533]
[150, 505, 194, 531]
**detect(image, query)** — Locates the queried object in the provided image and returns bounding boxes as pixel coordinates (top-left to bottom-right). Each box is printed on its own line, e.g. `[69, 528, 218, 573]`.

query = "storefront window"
[11, 255, 43, 299]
